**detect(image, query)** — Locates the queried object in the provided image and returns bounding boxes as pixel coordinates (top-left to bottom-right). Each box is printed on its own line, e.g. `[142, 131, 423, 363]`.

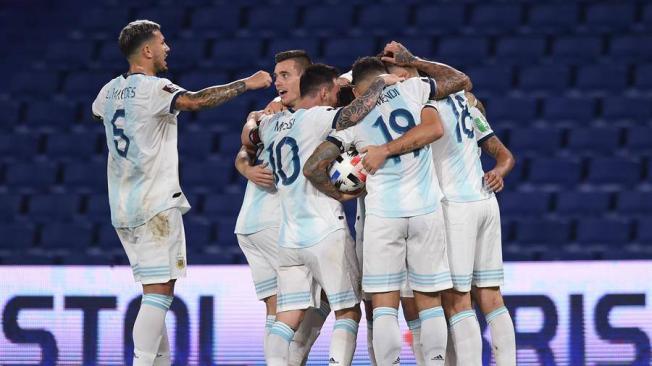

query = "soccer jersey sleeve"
[401, 77, 437, 105]
[91, 84, 109, 120]
[327, 127, 357, 153]
[471, 105, 495, 145]
[151, 78, 187, 116]
[307, 106, 343, 134]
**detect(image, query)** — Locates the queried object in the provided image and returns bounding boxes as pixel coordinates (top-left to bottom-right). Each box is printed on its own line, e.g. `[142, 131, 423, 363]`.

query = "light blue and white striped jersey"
[429, 91, 495, 203]
[234, 112, 285, 235]
[330, 77, 441, 218]
[92, 74, 190, 228]
[259, 106, 346, 249]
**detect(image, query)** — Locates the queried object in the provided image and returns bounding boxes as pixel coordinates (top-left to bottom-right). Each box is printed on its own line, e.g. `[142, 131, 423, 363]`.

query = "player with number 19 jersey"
[92, 73, 190, 229]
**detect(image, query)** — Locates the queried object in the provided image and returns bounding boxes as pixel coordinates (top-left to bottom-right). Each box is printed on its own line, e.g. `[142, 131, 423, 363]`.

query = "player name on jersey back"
[259, 106, 346, 249]
[92, 73, 190, 228]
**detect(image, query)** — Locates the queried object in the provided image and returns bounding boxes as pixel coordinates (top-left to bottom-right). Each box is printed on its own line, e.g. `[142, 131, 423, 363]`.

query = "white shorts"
[443, 196, 504, 292]
[277, 228, 361, 312]
[116, 208, 187, 285]
[363, 210, 452, 294]
[237, 227, 279, 300]
[356, 214, 414, 299]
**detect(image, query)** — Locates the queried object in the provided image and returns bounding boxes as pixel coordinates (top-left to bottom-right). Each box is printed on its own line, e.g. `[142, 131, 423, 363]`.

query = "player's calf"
[267, 310, 305, 366]
[472, 287, 515, 366]
[329, 305, 362, 366]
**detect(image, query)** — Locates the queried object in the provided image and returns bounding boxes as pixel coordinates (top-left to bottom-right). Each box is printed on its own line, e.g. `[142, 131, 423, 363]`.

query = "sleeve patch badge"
[163, 84, 180, 94]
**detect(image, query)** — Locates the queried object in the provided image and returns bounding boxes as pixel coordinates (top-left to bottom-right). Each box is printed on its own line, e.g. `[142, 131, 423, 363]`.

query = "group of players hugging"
[93, 20, 515, 366]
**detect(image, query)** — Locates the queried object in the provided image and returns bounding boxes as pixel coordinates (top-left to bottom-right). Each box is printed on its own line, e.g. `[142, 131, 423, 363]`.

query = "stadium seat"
[166, 39, 207, 70]
[181, 160, 233, 192]
[62, 161, 106, 192]
[519, 65, 570, 93]
[576, 65, 628, 93]
[323, 38, 376, 68]
[485, 97, 537, 123]
[555, 191, 611, 217]
[542, 97, 595, 124]
[97, 41, 127, 68]
[215, 217, 238, 246]
[97, 223, 120, 249]
[210, 39, 264, 68]
[466, 66, 513, 93]
[248, 6, 299, 34]
[379, 37, 433, 60]
[609, 35, 652, 62]
[177, 71, 229, 92]
[494, 36, 546, 65]
[134, 8, 186, 34]
[64, 71, 115, 99]
[625, 127, 652, 153]
[603, 97, 652, 123]
[0, 101, 20, 129]
[586, 157, 641, 187]
[498, 192, 551, 217]
[204, 193, 242, 216]
[40, 222, 93, 250]
[617, 192, 652, 216]
[0, 194, 22, 222]
[576, 218, 630, 245]
[357, 4, 409, 35]
[179, 130, 214, 158]
[301, 5, 354, 35]
[24, 101, 77, 129]
[551, 36, 603, 64]
[45, 131, 99, 158]
[584, 2, 635, 32]
[528, 3, 579, 33]
[27, 194, 81, 222]
[634, 64, 652, 91]
[636, 218, 652, 244]
[0, 132, 39, 160]
[437, 36, 489, 67]
[86, 193, 111, 221]
[508, 127, 562, 156]
[217, 132, 242, 156]
[267, 38, 320, 59]
[0, 222, 35, 248]
[45, 40, 94, 68]
[528, 158, 582, 187]
[195, 98, 251, 124]
[412, 4, 466, 35]
[10, 71, 59, 97]
[513, 219, 571, 246]
[469, 4, 522, 34]
[4, 162, 58, 192]
[190, 5, 242, 36]
[185, 219, 213, 246]
[566, 127, 621, 155]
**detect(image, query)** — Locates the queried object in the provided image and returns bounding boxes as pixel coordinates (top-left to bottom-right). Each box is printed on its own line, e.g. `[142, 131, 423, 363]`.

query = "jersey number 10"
[266, 136, 300, 186]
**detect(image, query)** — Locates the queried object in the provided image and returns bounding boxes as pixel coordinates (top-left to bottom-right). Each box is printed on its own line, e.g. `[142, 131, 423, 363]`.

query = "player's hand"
[248, 109, 265, 122]
[377, 73, 404, 86]
[381, 41, 417, 66]
[263, 99, 285, 115]
[336, 77, 352, 87]
[245, 162, 275, 189]
[359, 145, 389, 175]
[483, 170, 504, 193]
[339, 188, 366, 202]
[244, 71, 273, 90]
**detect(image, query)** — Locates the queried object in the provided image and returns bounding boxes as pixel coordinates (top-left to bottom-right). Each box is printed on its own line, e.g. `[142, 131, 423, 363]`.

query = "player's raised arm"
[234, 145, 275, 189]
[333, 73, 403, 130]
[175, 70, 272, 112]
[469, 92, 515, 192]
[382, 41, 472, 99]
[304, 140, 358, 202]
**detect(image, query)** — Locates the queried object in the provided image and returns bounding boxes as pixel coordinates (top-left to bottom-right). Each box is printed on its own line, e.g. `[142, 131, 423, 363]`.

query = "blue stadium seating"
[45, 131, 99, 159]
[86, 193, 111, 221]
[566, 127, 620, 155]
[618, 192, 652, 217]
[210, 39, 264, 68]
[301, 5, 354, 36]
[324, 38, 376, 68]
[635, 64, 652, 90]
[498, 192, 551, 217]
[466, 66, 512, 94]
[181, 160, 233, 192]
[551, 36, 603, 64]
[0, 133, 39, 160]
[4, 161, 58, 192]
[636, 218, 652, 244]
[0, 223, 35, 249]
[185, 219, 213, 246]
[248, 6, 299, 35]
[513, 219, 571, 246]
[528, 3, 579, 33]
[412, 4, 466, 35]
[485, 97, 537, 123]
[190, 5, 241, 37]
[267, 38, 320, 59]
[543, 97, 595, 124]
[610, 35, 652, 62]
[586, 157, 641, 187]
[24, 101, 77, 129]
[494, 36, 546, 65]
[576, 218, 631, 245]
[40, 222, 93, 250]
[508, 128, 562, 157]
[528, 158, 582, 187]
[625, 127, 652, 153]
[179, 130, 215, 158]
[437, 36, 488, 67]
[555, 192, 611, 217]
[357, 4, 409, 35]
[469, 4, 521, 34]
[603, 97, 652, 123]
[10, 71, 59, 97]
[519, 65, 570, 93]
[576, 65, 628, 93]
[0, 194, 22, 222]
[27, 193, 81, 222]
[62, 161, 106, 192]
[584, 2, 635, 32]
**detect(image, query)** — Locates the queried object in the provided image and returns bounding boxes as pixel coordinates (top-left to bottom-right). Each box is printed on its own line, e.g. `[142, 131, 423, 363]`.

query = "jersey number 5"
[266, 136, 300, 186]
[110, 109, 130, 157]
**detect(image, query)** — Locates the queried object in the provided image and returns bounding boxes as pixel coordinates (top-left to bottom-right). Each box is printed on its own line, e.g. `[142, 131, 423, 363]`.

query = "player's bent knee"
[142, 279, 176, 296]
[334, 305, 362, 322]
[472, 286, 504, 313]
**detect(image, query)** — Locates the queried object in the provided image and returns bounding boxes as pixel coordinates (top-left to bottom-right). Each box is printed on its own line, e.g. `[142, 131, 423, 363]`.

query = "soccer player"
[258, 64, 401, 366]
[91, 20, 271, 366]
[305, 57, 453, 366]
[365, 42, 517, 366]
[235, 50, 331, 365]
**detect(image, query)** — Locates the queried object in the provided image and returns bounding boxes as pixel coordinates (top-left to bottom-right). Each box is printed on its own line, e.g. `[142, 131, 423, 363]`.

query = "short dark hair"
[352, 56, 387, 85]
[119, 20, 161, 58]
[275, 50, 312, 72]
[337, 85, 355, 107]
[300, 64, 340, 98]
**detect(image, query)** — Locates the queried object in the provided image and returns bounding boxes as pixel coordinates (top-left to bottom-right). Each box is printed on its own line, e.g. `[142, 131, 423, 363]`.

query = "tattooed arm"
[480, 136, 515, 193]
[304, 140, 360, 201]
[235, 145, 275, 189]
[360, 106, 444, 174]
[465, 91, 487, 117]
[333, 74, 403, 130]
[175, 71, 272, 112]
[382, 41, 472, 99]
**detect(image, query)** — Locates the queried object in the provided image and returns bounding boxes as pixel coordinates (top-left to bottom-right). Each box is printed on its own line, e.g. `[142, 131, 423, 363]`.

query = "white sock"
[330, 318, 359, 365]
[264, 315, 276, 362]
[419, 306, 447, 365]
[133, 294, 173, 366]
[443, 330, 456, 366]
[153, 323, 170, 366]
[367, 320, 377, 366]
[289, 301, 330, 366]
[486, 306, 516, 366]
[448, 310, 482, 366]
[372, 307, 402, 366]
[267, 321, 295, 366]
[407, 319, 425, 366]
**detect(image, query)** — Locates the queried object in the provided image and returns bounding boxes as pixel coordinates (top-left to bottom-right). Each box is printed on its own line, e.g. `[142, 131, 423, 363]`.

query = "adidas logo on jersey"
[431, 354, 444, 361]
[392, 357, 401, 364]
[329, 357, 339, 364]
